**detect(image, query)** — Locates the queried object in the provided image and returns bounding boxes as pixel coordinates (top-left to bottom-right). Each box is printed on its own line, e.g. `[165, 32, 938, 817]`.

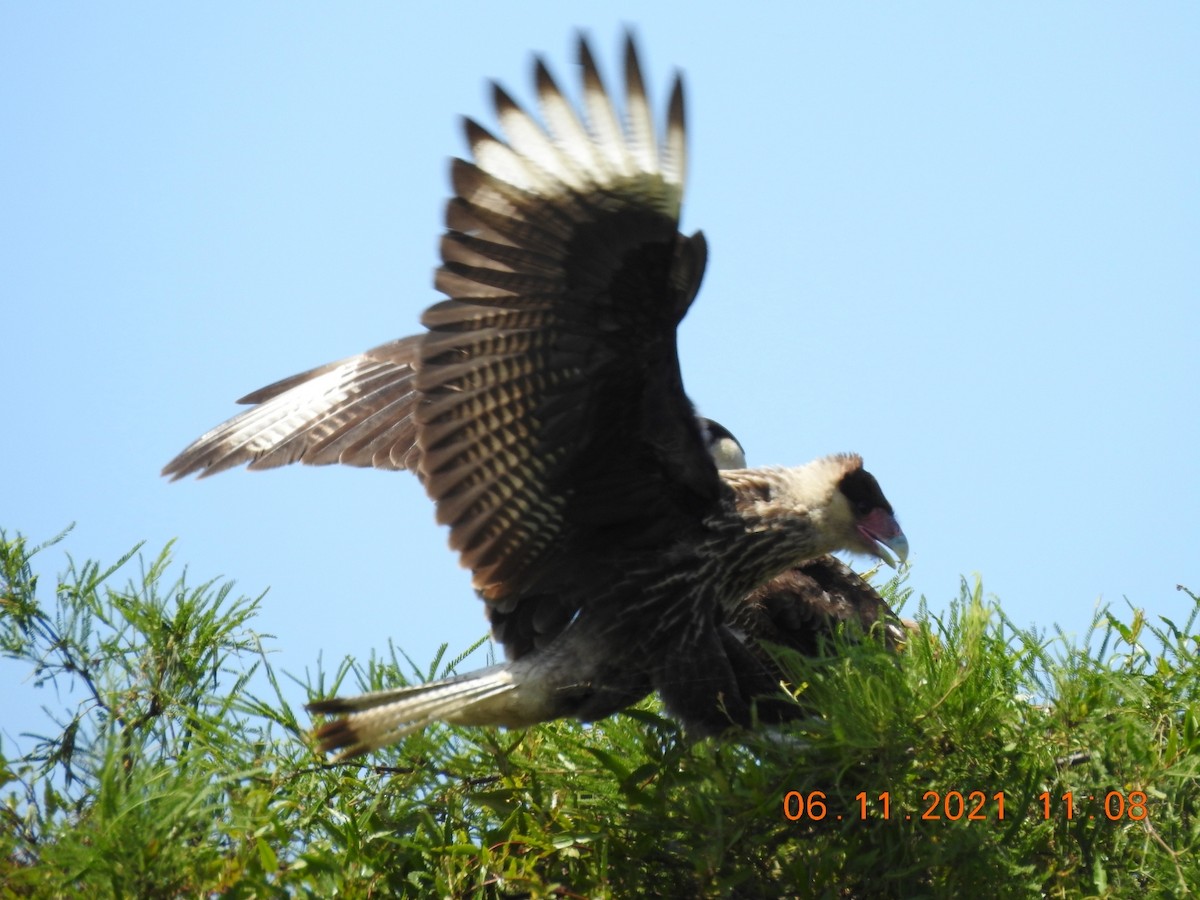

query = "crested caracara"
[164, 34, 907, 758]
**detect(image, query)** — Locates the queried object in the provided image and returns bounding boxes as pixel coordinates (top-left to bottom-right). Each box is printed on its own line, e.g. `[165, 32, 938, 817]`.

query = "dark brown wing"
[728, 556, 906, 657]
[413, 34, 717, 602]
[162, 336, 423, 479]
[162, 35, 720, 656]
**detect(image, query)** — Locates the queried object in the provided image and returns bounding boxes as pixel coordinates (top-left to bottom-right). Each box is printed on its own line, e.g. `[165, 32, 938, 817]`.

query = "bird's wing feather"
[730, 556, 906, 656]
[161, 34, 719, 640]
[161, 336, 423, 478]
[414, 34, 716, 601]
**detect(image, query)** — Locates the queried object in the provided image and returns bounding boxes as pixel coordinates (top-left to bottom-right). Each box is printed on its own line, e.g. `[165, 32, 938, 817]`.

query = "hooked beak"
[857, 509, 909, 569]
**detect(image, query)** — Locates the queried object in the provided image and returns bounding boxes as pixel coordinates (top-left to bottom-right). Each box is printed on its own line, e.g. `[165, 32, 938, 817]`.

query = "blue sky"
[3, 4, 1197, 750]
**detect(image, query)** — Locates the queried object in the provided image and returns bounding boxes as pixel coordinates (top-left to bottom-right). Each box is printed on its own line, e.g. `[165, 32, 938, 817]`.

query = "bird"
[164, 33, 908, 759]
[304, 415, 909, 754]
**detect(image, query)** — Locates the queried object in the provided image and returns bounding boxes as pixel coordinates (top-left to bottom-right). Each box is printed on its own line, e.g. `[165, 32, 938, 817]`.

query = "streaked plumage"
[164, 34, 907, 758]
[698, 420, 909, 656]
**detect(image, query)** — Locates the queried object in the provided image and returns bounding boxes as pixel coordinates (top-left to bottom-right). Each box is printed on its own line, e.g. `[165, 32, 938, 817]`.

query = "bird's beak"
[857, 510, 909, 569]
[875, 531, 910, 569]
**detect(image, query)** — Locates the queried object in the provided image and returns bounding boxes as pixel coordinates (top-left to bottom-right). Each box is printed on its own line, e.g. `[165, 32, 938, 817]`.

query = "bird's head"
[698, 417, 747, 469]
[726, 453, 909, 568]
[827, 456, 909, 568]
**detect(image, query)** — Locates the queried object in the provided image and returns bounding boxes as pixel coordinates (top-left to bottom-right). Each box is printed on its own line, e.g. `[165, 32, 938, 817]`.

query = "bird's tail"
[306, 664, 517, 760]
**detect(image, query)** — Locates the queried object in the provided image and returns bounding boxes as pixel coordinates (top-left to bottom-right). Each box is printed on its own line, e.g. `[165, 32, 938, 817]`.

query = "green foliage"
[1, 529, 1197, 898]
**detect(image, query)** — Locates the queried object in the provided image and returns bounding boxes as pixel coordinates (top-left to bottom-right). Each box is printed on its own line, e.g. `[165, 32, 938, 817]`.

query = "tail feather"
[307, 665, 516, 760]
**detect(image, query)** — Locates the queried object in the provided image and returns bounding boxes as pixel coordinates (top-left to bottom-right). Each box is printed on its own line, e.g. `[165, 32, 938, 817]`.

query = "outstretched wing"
[414, 34, 717, 602]
[162, 34, 720, 633]
[162, 336, 423, 478]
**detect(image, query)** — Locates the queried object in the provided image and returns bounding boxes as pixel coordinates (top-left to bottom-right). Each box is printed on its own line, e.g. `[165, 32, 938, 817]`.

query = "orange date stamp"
[782, 790, 1149, 822]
